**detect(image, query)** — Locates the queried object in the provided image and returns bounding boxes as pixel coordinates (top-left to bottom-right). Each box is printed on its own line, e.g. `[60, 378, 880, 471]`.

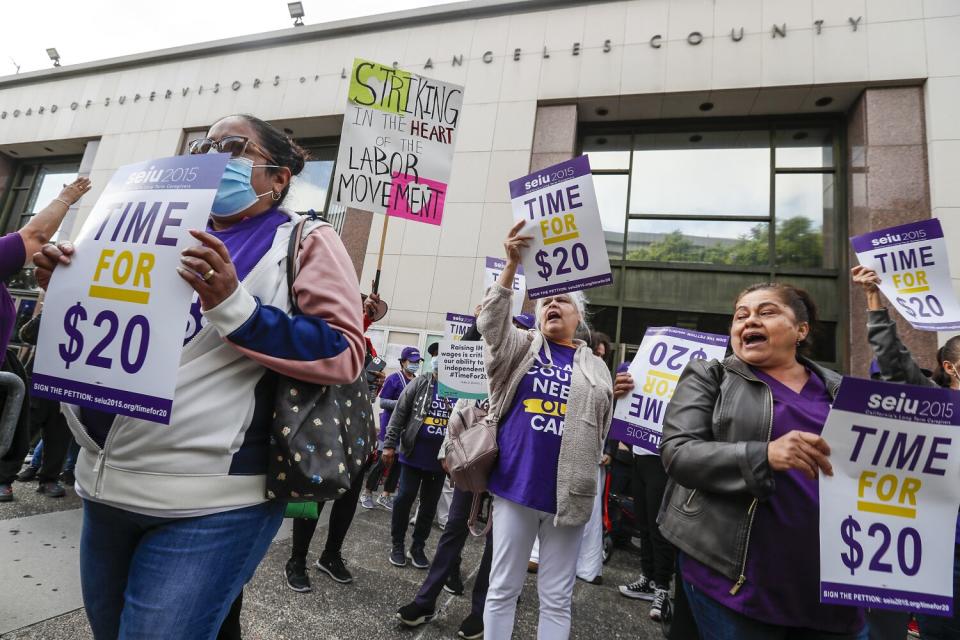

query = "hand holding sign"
[509, 156, 612, 299]
[851, 219, 960, 331]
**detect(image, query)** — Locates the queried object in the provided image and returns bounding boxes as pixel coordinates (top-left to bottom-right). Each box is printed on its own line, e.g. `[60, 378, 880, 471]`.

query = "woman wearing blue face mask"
[33, 114, 365, 640]
[361, 347, 422, 510]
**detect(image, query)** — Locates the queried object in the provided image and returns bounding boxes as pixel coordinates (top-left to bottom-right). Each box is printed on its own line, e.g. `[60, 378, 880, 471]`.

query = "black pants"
[391, 463, 445, 551]
[365, 451, 400, 493]
[414, 487, 492, 617]
[633, 454, 675, 586]
[291, 457, 369, 560]
[30, 397, 70, 483]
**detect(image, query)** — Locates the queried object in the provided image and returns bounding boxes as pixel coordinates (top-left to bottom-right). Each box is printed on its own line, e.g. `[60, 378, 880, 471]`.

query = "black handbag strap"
[285, 211, 322, 316]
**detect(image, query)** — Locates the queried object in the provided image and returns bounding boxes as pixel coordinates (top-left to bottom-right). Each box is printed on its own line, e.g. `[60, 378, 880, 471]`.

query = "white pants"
[484, 497, 585, 640]
[436, 476, 455, 527]
[530, 467, 605, 582]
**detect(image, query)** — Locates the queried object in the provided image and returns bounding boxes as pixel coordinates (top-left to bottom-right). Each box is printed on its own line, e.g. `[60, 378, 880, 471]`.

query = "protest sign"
[852, 219, 960, 331]
[437, 339, 487, 400]
[444, 313, 475, 341]
[484, 257, 525, 317]
[820, 377, 960, 617]
[509, 156, 612, 299]
[31, 154, 230, 424]
[609, 327, 729, 453]
[333, 58, 463, 225]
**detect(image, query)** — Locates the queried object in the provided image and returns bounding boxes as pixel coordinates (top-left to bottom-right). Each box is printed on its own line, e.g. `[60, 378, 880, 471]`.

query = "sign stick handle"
[372, 214, 390, 294]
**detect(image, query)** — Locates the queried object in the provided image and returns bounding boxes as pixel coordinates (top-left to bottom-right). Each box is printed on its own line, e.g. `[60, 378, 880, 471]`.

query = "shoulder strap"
[285, 212, 322, 316]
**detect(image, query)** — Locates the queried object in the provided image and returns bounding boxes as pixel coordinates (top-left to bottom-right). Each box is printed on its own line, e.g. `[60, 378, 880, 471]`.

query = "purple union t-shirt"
[487, 341, 576, 514]
[399, 382, 451, 473]
[0, 233, 26, 356]
[681, 367, 864, 634]
[378, 371, 410, 441]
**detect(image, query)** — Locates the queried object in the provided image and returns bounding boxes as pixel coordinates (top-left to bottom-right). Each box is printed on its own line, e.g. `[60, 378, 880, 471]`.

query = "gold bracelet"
[54, 197, 72, 207]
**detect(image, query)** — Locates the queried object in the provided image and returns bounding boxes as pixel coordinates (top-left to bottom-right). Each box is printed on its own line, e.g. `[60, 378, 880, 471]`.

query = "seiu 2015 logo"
[524, 174, 551, 190]
[870, 229, 927, 247]
[867, 392, 918, 415]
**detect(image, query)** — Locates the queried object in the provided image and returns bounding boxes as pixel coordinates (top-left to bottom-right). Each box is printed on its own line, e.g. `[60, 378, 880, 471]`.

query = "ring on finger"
[202, 269, 215, 282]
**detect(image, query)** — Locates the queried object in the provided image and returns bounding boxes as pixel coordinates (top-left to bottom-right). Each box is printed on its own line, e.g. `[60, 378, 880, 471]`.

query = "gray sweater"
[477, 283, 613, 527]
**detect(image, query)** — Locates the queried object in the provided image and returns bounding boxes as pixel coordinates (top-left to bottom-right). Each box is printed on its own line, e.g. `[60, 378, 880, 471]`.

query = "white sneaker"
[359, 493, 375, 509]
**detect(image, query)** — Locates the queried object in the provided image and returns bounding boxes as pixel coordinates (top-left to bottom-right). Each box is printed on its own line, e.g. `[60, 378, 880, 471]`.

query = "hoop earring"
[271, 190, 281, 201]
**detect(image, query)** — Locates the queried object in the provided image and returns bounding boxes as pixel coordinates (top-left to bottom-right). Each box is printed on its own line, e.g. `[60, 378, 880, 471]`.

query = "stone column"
[529, 105, 577, 172]
[847, 87, 937, 377]
[339, 207, 373, 283]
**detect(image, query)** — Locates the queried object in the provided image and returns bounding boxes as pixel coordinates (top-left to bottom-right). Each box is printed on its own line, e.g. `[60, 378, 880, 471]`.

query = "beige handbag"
[444, 402, 496, 536]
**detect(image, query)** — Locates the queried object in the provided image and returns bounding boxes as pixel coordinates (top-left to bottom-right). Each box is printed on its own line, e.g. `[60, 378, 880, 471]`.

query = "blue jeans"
[29, 438, 43, 468]
[80, 498, 284, 640]
[684, 580, 863, 640]
[917, 544, 960, 639]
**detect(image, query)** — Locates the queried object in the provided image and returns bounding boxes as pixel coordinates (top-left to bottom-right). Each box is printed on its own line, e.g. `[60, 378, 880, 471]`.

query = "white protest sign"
[444, 312, 475, 341]
[437, 339, 487, 399]
[484, 257, 525, 317]
[31, 154, 230, 424]
[333, 58, 463, 224]
[509, 155, 612, 299]
[852, 219, 960, 331]
[609, 327, 729, 454]
[820, 377, 960, 617]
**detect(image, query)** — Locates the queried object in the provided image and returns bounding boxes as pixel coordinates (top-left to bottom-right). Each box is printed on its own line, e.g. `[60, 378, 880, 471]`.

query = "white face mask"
[405, 363, 420, 375]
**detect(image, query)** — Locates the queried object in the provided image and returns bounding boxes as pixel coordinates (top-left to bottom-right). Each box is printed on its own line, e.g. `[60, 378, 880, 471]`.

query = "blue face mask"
[211, 157, 278, 218]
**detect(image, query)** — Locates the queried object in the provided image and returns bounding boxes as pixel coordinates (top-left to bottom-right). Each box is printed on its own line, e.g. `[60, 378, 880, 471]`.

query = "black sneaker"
[389, 546, 407, 567]
[284, 557, 312, 593]
[316, 552, 353, 584]
[396, 600, 435, 627]
[60, 470, 75, 486]
[16, 466, 38, 482]
[650, 585, 670, 621]
[457, 613, 484, 639]
[443, 569, 464, 595]
[578, 574, 603, 585]
[409, 546, 430, 569]
[37, 481, 65, 498]
[619, 574, 655, 601]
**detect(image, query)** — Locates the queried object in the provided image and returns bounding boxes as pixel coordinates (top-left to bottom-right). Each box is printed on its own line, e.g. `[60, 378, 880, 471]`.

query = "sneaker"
[649, 586, 669, 621]
[409, 547, 430, 569]
[457, 613, 484, 639]
[316, 552, 353, 584]
[16, 466, 38, 482]
[60, 470, 75, 486]
[444, 569, 464, 595]
[37, 481, 65, 498]
[619, 574, 655, 601]
[284, 557, 312, 593]
[389, 547, 407, 567]
[359, 493, 375, 510]
[376, 494, 395, 511]
[396, 601, 435, 627]
[0, 484, 12, 502]
[577, 574, 603, 585]
[527, 560, 539, 574]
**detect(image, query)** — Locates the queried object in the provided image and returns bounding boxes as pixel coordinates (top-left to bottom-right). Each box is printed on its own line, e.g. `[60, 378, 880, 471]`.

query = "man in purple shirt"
[0, 177, 92, 502]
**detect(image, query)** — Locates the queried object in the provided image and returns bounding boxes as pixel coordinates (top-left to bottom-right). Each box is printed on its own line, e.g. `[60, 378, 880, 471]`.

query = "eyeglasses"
[188, 135, 275, 163]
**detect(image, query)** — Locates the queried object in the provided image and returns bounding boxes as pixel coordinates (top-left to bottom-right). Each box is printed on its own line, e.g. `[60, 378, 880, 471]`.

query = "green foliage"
[624, 217, 823, 267]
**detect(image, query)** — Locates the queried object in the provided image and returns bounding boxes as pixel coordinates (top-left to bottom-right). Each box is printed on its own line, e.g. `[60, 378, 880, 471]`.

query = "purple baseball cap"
[400, 347, 421, 363]
[513, 313, 535, 329]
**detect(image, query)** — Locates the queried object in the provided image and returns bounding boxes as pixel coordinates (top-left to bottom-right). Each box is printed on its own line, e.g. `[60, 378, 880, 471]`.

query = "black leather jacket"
[658, 354, 841, 589]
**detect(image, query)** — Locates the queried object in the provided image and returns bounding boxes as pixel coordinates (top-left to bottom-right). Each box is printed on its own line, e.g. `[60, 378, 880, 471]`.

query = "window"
[288, 141, 345, 233]
[581, 119, 845, 370]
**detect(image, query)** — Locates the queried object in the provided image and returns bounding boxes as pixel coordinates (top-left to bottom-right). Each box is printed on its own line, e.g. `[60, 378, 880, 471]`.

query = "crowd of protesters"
[0, 113, 957, 640]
